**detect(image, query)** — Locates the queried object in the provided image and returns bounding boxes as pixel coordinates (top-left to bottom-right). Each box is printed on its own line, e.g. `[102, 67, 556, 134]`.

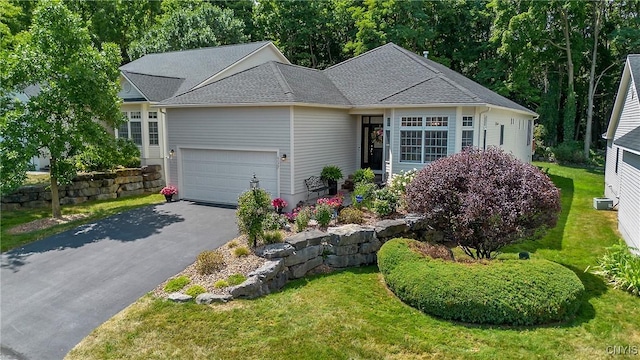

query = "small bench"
[305, 176, 329, 199]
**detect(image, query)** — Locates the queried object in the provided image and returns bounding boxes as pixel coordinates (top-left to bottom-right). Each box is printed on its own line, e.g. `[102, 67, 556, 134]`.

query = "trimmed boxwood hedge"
[378, 239, 585, 326]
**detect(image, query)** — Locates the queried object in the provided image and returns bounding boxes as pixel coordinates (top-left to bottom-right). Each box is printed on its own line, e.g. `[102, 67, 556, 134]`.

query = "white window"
[148, 112, 159, 146]
[462, 116, 474, 148]
[118, 112, 129, 139]
[463, 116, 473, 127]
[400, 116, 449, 163]
[130, 121, 142, 145]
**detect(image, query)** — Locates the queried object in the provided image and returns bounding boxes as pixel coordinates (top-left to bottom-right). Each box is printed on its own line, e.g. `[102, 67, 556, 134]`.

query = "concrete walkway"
[0, 201, 237, 360]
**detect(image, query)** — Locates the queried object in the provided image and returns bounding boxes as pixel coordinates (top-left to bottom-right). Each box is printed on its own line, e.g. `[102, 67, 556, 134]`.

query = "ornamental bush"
[164, 276, 190, 293]
[314, 203, 333, 228]
[185, 285, 206, 298]
[338, 207, 364, 224]
[352, 167, 375, 184]
[378, 239, 585, 325]
[592, 240, 640, 296]
[236, 189, 271, 247]
[196, 250, 225, 275]
[406, 147, 561, 259]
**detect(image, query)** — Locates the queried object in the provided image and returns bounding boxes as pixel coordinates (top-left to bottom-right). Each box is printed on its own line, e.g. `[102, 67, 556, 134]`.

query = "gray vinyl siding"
[606, 79, 640, 199]
[619, 151, 640, 252]
[166, 107, 290, 194]
[293, 106, 358, 197]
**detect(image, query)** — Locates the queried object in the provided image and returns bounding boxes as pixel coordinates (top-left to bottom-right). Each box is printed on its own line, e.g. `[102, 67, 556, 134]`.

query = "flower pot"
[328, 179, 338, 195]
[164, 194, 173, 202]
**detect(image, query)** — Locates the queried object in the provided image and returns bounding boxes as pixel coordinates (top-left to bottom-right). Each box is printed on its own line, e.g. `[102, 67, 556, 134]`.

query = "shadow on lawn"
[0, 204, 185, 272]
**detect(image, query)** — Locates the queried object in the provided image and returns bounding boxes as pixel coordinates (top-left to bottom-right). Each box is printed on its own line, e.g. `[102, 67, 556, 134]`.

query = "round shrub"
[233, 246, 251, 257]
[338, 207, 364, 224]
[185, 285, 206, 298]
[263, 212, 288, 231]
[164, 276, 190, 293]
[214, 279, 229, 289]
[236, 188, 271, 247]
[314, 203, 333, 228]
[196, 250, 225, 275]
[378, 239, 585, 326]
[406, 147, 561, 259]
[352, 167, 375, 184]
[262, 230, 284, 244]
[295, 207, 312, 232]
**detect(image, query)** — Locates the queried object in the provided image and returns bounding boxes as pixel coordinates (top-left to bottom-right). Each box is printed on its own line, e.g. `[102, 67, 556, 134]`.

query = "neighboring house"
[10, 85, 51, 170]
[152, 42, 537, 208]
[604, 54, 640, 252]
[116, 41, 290, 170]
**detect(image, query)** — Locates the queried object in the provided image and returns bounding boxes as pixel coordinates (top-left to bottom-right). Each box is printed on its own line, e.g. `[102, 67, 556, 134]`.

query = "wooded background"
[3, 0, 639, 158]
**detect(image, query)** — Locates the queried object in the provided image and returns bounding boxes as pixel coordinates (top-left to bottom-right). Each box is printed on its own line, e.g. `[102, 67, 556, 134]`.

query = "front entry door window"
[362, 116, 384, 171]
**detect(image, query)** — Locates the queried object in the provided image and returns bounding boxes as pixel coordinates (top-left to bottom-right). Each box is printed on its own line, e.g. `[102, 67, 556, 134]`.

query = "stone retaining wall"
[1, 165, 165, 211]
[188, 215, 437, 304]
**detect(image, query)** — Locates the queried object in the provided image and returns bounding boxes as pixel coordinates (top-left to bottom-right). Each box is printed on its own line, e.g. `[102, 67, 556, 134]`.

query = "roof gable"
[605, 54, 640, 140]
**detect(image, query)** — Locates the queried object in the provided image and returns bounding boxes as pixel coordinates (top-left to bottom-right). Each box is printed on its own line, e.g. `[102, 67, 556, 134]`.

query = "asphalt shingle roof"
[615, 126, 640, 152]
[324, 43, 535, 114]
[122, 71, 184, 102]
[120, 41, 270, 99]
[159, 62, 351, 106]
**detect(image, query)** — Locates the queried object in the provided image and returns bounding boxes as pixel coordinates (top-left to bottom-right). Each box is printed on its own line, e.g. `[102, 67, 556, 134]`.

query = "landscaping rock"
[195, 293, 233, 304]
[248, 259, 284, 281]
[142, 164, 162, 173]
[360, 237, 382, 254]
[289, 256, 323, 279]
[255, 243, 295, 259]
[325, 244, 359, 256]
[284, 245, 323, 266]
[404, 214, 430, 231]
[229, 276, 263, 299]
[143, 179, 164, 189]
[168, 292, 193, 302]
[285, 230, 329, 250]
[324, 254, 349, 268]
[267, 271, 288, 292]
[327, 225, 375, 246]
[375, 219, 409, 239]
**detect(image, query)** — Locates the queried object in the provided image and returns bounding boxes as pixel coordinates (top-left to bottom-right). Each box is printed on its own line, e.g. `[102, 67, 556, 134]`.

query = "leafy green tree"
[128, 2, 246, 60]
[0, 0, 122, 218]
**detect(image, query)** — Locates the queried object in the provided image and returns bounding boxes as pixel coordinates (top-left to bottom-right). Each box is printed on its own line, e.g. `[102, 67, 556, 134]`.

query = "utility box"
[593, 198, 614, 210]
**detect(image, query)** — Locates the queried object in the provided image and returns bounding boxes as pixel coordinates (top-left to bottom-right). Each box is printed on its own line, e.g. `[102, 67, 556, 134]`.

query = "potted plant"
[320, 165, 343, 195]
[272, 197, 288, 214]
[160, 185, 178, 202]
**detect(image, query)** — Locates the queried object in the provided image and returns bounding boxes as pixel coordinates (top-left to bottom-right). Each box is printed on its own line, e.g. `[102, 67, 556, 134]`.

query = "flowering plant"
[317, 193, 344, 209]
[272, 198, 288, 209]
[371, 128, 384, 143]
[160, 185, 178, 196]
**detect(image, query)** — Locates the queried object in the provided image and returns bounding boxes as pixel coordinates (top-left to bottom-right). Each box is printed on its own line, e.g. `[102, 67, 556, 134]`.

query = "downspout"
[478, 106, 491, 150]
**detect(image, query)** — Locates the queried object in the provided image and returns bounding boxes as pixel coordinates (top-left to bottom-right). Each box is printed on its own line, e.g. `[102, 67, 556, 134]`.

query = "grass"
[67, 163, 640, 360]
[23, 173, 51, 186]
[1, 194, 164, 252]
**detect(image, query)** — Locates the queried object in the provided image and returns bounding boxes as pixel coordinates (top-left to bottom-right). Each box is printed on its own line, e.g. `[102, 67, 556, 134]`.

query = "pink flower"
[272, 198, 288, 209]
[160, 185, 178, 196]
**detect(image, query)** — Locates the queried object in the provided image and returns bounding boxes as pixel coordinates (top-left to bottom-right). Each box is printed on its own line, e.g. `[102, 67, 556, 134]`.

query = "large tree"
[0, 0, 122, 218]
[127, 1, 246, 60]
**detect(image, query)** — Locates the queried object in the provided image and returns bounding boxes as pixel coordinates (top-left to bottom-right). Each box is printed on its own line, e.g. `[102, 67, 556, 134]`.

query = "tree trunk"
[561, 7, 576, 143]
[50, 157, 62, 219]
[585, 1, 603, 159]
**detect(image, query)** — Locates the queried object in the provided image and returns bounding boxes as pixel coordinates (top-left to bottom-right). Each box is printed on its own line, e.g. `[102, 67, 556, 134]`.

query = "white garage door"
[619, 151, 640, 251]
[180, 148, 278, 205]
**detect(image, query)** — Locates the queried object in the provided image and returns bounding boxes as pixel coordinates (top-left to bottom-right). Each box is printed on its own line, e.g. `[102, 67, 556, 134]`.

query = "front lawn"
[1, 194, 165, 252]
[67, 163, 640, 360]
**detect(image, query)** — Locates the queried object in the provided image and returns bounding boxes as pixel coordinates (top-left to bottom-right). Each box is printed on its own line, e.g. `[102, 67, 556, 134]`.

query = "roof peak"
[136, 41, 271, 58]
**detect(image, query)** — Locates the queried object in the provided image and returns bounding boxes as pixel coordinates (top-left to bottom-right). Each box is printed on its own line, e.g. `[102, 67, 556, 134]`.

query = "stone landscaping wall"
[189, 215, 438, 304]
[1, 165, 165, 211]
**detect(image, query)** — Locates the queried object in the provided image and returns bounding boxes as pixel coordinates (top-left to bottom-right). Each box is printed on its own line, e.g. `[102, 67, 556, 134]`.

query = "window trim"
[399, 115, 449, 164]
[148, 121, 159, 146]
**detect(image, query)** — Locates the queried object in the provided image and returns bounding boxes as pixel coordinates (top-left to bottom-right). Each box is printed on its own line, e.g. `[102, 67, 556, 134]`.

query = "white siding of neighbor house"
[197, 46, 289, 88]
[606, 80, 640, 199]
[292, 106, 358, 206]
[619, 151, 640, 253]
[118, 76, 145, 100]
[166, 106, 290, 199]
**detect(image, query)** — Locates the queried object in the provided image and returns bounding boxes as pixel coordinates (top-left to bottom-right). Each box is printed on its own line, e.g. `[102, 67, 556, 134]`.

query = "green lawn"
[67, 163, 640, 360]
[1, 194, 165, 252]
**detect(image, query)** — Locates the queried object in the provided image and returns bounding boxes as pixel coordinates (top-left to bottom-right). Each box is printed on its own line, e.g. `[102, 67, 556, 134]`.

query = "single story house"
[604, 54, 640, 252]
[149, 42, 537, 208]
[116, 41, 289, 169]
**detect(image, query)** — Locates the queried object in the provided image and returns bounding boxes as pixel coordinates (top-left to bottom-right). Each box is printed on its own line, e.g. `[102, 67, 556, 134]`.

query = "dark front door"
[361, 116, 384, 171]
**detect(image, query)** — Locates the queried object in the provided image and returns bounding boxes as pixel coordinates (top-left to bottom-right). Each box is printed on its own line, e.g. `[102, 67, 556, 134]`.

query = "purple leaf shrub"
[406, 147, 561, 259]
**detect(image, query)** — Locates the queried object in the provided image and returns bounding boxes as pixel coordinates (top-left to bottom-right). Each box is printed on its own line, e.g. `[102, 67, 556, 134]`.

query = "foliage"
[262, 212, 288, 231]
[314, 203, 333, 228]
[236, 189, 271, 247]
[592, 240, 640, 296]
[164, 276, 190, 293]
[127, 2, 246, 60]
[406, 148, 561, 259]
[352, 168, 375, 184]
[378, 239, 585, 325]
[227, 239, 239, 248]
[338, 207, 365, 225]
[0, 0, 123, 218]
[233, 246, 250, 257]
[213, 279, 229, 289]
[351, 182, 377, 209]
[195, 250, 225, 275]
[372, 187, 400, 217]
[386, 169, 418, 211]
[227, 274, 247, 286]
[551, 141, 587, 164]
[185, 285, 206, 298]
[316, 194, 344, 209]
[262, 230, 284, 245]
[160, 186, 178, 196]
[295, 207, 312, 232]
[75, 137, 141, 172]
[271, 197, 287, 212]
[320, 165, 343, 181]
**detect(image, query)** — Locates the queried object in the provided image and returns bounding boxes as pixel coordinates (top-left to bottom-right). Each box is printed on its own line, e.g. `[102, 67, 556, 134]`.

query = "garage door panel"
[181, 149, 278, 205]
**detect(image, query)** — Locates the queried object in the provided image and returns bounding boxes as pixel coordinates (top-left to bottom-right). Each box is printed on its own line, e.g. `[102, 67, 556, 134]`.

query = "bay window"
[400, 116, 449, 163]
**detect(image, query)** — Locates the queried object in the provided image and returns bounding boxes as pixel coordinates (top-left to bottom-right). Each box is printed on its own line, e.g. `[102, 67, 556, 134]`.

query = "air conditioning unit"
[593, 198, 614, 210]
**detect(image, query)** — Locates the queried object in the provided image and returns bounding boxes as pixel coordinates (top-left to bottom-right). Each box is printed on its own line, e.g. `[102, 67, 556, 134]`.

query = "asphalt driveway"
[0, 201, 237, 360]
